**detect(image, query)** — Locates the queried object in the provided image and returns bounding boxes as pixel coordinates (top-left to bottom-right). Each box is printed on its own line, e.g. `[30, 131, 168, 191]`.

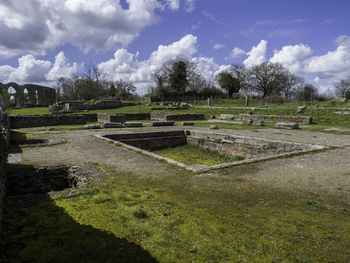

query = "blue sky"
[0, 0, 350, 95]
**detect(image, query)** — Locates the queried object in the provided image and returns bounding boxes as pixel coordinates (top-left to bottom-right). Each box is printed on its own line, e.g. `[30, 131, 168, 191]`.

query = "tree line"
[148, 58, 326, 101]
[55, 64, 138, 101]
[54, 59, 350, 102]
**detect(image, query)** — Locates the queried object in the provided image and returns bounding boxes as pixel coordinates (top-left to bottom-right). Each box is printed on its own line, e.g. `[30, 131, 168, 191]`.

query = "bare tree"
[247, 62, 289, 98]
[188, 73, 207, 93]
[280, 73, 304, 98]
[114, 79, 137, 100]
[335, 78, 350, 98]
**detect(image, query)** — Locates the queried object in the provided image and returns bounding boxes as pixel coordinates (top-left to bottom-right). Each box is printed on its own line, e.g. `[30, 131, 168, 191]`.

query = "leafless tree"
[246, 62, 289, 98]
[335, 78, 350, 98]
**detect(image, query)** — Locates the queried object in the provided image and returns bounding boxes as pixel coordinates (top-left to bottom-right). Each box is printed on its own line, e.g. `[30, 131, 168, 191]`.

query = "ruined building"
[0, 82, 56, 108]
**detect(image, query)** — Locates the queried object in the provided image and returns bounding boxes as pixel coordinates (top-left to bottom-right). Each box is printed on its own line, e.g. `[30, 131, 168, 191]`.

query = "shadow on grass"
[1, 164, 158, 263]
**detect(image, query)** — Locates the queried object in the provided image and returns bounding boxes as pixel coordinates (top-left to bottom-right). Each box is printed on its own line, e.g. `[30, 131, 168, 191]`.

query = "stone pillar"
[14, 86, 25, 108]
[26, 87, 37, 106]
[37, 89, 45, 106]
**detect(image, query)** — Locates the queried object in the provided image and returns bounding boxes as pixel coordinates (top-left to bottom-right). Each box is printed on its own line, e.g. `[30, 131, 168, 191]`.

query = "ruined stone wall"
[150, 112, 205, 121]
[186, 130, 310, 159]
[104, 131, 186, 151]
[0, 105, 9, 226]
[123, 113, 150, 121]
[235, 114, 312, 124]
[165, 114, 205, 121]
[0, 82, 56, 108]
[65, 102, 136, 111]
[97, 113, 125, 123]
[150, 112, 167, 120]
[9, 114, 97, 129]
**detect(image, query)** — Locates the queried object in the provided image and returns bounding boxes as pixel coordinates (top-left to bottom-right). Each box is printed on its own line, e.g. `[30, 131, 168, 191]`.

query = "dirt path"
[17, 127, 350, 204]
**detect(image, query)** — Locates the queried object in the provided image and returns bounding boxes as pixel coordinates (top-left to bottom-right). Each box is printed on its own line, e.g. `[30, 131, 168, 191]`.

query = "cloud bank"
[1, 34, 350, 96]
[0, 0, 196, 59]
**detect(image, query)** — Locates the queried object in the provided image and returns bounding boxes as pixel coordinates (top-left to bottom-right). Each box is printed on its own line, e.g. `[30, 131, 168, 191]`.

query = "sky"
[0, 0, 350, 95]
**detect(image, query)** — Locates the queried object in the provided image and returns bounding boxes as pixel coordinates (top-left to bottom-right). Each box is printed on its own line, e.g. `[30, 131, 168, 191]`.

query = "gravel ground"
[17, 126, 350, 204]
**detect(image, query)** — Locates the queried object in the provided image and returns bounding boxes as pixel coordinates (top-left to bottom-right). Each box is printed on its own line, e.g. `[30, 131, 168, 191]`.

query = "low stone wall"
[9, 114, 97, 129]
[150, 112, 167, 120]
[65, 101, 136, 111]
[97, 113, 126, 123]
[235, 114, 312, 124]
[123, 113, 150, 121]
[0, 106, 9, 227]
[165, 114, 205, 121]
[104, 131, 186, 151]
[186, 130, 311, 159]
[7, 165, 74, 195]
[150, 112, 205, 121]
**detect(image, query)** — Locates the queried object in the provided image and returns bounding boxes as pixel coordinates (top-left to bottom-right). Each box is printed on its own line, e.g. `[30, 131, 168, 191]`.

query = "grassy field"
[7, 107, 51, 115]
[152, 144, 244, 165]
[7, 100, 350, 129]
[3, 165, 350, 262]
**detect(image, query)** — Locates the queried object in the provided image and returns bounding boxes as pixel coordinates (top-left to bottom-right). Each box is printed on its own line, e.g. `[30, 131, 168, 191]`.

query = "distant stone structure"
[50, 100, 136, 113]
[0, 82, 56, 108]
[0, 101, 9, 226]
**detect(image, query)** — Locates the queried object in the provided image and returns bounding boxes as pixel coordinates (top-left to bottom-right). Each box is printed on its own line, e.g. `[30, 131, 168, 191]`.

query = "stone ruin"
[99, 130, 326, 172]
[0, 82, 56, 108]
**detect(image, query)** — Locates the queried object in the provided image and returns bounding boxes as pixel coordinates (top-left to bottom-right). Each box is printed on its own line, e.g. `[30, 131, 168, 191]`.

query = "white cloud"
[213, 43, 225, 50]
[98, 49, 137, 83]
[0, 65, 16, 82]
[184, 0, 196, 12]
[243, 40, 267, 67]
[8, 55, 52, 83]
[0, 0, 183, 58]
[191, 56, 220, 80]
[201, 10, 230, 29]
[230, 47, 246, 59]
[270, 44, 313, 74]
[98, 34, 198, 94]
[46, 51, 77, 81]
[166, 0, 180, 10]
[191, 21, 201, 31]
[3, 34, 350, 97]
[304, 35, 350, 78]
[0, 51, 76, 85]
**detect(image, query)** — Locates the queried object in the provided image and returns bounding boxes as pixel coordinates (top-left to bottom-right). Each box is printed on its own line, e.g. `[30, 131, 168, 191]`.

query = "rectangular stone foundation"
[99, 129, 326, 172]
[103, 131, 186, 150]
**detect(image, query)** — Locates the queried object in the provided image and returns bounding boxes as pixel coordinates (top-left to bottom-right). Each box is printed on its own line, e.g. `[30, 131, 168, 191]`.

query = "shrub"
[133, 209, 148, 219]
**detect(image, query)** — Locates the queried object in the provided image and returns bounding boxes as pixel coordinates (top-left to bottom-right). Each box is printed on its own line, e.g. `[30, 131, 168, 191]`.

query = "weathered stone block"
[297, 105, 307, 113]
[124, 122, 143, 127]
[243, 119, 253, 125]
[236, 114, 312, 125]
[182, 122, 194, 126]
[334, 111, 350, 115]
[152, 121, 174, 126]
[103, 122, 124, 128]
[97, 113, 125, 123]
[219, 114, 235, 120]
[85, 124, 101, 129]
[243, 119, 264, 126]
[9, 114, 98, 129]
[275, 122, 299, 129]
[210, 125, 218, 130]
[165, 114, 205, 121]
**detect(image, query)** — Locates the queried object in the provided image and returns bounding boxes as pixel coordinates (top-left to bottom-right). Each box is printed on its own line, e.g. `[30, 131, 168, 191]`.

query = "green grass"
[18, 122, 99, 132]
[152, 144, 244, 165]
[3, 166, 350, 263]
[6, 100, 350, 130]
[7, 107, 51, 115]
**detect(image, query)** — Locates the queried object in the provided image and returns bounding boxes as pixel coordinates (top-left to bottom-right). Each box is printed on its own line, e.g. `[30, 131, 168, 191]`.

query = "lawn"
[3, 165, 350, 262]
[151, 144, 244, 165]
[6, 99, 350, 130]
